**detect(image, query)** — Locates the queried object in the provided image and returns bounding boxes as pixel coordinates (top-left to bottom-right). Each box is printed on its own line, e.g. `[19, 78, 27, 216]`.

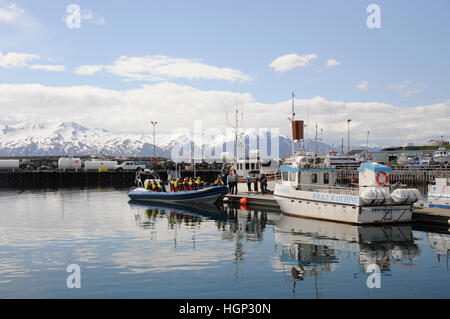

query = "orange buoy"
[350, 178, 355, 184]
[240, 205, 248, 211]
[240, 197, 247, 205]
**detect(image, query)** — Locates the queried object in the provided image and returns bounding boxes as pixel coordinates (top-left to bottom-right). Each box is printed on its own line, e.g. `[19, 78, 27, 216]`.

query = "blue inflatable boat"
[128, 185, 229, 204]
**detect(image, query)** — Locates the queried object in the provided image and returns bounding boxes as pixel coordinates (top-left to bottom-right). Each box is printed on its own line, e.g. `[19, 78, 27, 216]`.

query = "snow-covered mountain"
[0, 120, 334, 158]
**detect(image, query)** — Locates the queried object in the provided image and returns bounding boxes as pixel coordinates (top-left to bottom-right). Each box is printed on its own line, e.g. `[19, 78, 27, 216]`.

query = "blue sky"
[0, 0, 449, 146]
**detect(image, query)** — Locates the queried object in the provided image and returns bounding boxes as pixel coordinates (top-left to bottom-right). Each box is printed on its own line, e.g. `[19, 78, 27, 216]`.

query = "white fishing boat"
[231, 153, 281, 193]
[274, 155, 421, 224]
[433, 147, 450, 164]
[428, 170, 450, 209]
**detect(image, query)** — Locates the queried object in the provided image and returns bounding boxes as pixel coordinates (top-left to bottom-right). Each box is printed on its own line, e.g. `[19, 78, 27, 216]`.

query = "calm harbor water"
[0, 188, 449, 298]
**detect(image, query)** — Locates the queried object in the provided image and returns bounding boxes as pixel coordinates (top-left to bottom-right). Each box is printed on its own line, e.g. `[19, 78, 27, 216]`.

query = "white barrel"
[58, 157, 82, 171]
[84, 160, 118, 171]
[0, 159, 19, 170]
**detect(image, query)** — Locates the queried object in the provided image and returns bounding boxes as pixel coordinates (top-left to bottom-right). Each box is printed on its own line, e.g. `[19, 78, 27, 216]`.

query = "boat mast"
[291, 92, 295, 157]
[226, 108, 243, 167]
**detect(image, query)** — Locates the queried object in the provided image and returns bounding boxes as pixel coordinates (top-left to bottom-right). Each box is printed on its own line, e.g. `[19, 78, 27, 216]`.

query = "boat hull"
[128, 186, 229, 204]
[274, 185, 412, 224]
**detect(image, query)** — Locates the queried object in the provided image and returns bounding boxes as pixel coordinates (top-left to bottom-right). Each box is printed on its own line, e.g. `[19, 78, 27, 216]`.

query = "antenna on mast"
[226, 106, 244, 165]
[288, 92, 296, 157]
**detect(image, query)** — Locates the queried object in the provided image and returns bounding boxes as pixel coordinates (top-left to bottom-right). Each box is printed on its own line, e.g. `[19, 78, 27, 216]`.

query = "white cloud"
[0, 2, 24, 22]
[0, 83, 448, 147]
[387, 81, 425, 97]
[357, 81, 368, 91]
[29, 64, 66, 72]
[74, 65, 104, 75]
[79, 54, 253, 82]
[326, 59, 340, 67]
[269, 53, 318, 72]
[0, 51, 39, 68]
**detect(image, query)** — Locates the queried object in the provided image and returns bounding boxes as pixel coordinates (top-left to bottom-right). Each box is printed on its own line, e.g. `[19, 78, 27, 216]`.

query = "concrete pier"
[412, 207, 450, 226]
[225, 192, 278, 208]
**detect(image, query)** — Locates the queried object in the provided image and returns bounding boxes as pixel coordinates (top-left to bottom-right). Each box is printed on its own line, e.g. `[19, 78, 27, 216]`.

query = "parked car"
[115, 161, 146, 171]
[406, 160, 437, 169]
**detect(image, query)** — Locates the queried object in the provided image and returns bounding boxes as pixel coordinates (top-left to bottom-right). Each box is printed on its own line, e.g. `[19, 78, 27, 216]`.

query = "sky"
[0, 0, 449, 147]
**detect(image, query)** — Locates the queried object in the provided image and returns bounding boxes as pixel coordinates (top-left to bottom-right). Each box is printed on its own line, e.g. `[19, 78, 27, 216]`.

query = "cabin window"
[289, 172, 296, 182]
[245, 163, 249, 170]
[324, 172, 329, 184]
[251, 163, 255, 169]
[282, 171, 289, 181]
[312, 173, 318, 184]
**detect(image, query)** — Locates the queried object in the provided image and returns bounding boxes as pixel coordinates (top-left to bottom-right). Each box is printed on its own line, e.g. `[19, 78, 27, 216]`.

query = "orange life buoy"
[375, 171, 389, 186]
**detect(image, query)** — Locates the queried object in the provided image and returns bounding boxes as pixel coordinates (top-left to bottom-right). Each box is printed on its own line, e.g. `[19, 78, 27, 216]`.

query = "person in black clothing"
[260, 174, 267, 194]
[253, 175, 259, 192]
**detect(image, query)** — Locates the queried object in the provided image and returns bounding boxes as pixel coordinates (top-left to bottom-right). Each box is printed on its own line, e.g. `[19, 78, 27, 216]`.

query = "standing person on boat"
[183, 178, 189, 191]
[227, 173, 233, 194]
[158, 181, 165, 192]
[246, 173, 252, 192]
[260, 174, 267, 194]
[169, 179, 175, 192]
[231, 170, 238, 195]
[253, 175, 259, 192]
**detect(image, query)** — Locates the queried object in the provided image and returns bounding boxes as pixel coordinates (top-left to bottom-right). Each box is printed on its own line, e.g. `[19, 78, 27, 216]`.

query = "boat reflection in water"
[428, 233, 450, 268]
[128, 200, 281, 273]
[274, 214, 421, 296]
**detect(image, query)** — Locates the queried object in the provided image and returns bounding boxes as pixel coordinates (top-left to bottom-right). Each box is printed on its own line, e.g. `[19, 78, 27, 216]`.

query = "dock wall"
[0, 170, 221, 189]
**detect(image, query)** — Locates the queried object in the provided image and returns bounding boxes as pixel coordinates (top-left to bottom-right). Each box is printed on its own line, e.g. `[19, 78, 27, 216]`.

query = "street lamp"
[150, 121, 158, 158]
[347, 119, 352, 169]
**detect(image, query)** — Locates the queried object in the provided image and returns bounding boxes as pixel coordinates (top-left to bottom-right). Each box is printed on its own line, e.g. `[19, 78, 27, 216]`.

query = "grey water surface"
[0, 188, 448, 298]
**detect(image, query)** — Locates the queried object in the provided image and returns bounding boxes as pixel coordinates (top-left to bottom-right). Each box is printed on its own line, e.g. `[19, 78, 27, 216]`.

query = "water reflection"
[428, 233, 450, 268]
[1, 188, 448, 298]
[274, 215, 421, 297]
[128, 201, 280, 264]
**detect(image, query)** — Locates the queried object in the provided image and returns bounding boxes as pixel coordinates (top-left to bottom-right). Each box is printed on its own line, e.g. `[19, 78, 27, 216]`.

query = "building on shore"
[428, 139, 449, 147]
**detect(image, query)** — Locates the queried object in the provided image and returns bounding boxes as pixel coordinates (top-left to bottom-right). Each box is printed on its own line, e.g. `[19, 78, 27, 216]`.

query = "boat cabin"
[233, 158, 279, 177]
[280, 165, 337, 191]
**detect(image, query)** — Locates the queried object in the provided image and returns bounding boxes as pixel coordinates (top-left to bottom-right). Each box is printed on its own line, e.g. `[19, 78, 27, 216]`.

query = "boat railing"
[237, 171, 281, 183]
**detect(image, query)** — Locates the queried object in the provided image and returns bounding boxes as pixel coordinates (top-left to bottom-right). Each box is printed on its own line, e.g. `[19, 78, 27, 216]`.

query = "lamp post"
[150, 121, 158, 158]
[366, 130, 370, 162]
[347, 119, 352, 169]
